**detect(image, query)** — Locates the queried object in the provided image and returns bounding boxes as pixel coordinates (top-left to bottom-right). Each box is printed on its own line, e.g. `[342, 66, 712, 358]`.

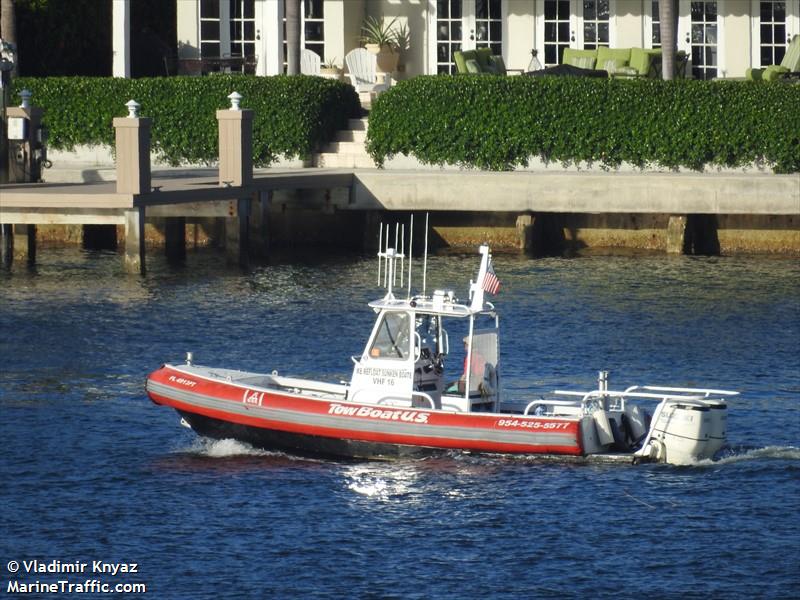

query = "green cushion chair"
[453, 49, 509, 75]
[746, 34, 800, 81]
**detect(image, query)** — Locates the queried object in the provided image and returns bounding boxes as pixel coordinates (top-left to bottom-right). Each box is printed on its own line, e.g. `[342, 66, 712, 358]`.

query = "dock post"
[251, 190, 271, 258]
[516, 213, 534, 251]
[113, 100, 151, 274]
[165, 217, 186, 262]
[666, 215, 688, 254]
[1, 224, 12, 268]
[224, 198, 251, 267]
[217, 92, 253, 268]
[124, 207, 145, 274]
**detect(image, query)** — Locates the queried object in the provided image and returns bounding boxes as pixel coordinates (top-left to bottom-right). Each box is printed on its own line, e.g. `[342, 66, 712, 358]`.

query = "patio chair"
[344, 48, 391, 93]
[300, 48, 321, 75]
[746, 34, 800, 81]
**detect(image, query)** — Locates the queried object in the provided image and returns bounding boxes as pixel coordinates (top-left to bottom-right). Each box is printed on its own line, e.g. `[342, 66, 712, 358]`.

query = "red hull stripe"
[146, 368, 584, 455]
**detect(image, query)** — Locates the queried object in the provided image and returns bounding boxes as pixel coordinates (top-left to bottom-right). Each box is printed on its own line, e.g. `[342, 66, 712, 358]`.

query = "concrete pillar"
[165, 217, 186, 262]
[112, 0, 131, 78]
[124, 207, 145, 274]
[216, 92, 253, 187]
[218, 92, 253, 267]
[114, 100, 150, 273]
[225, 198, 251, 267]
[12, 224, 36, 264]
[666, 215, 688, 254]
[0, 224, 12, 268]
[516, 213, 534, 251]
[250, 190, 272, 258]
[113, 100, 151, 195]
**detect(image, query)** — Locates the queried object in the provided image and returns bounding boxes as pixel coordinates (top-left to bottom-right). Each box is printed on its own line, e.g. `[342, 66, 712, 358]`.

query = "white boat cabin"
[349, 245, 500, 413]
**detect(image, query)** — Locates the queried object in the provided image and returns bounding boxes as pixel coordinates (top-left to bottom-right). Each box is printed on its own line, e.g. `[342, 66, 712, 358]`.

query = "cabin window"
[369, 313, 410, 360]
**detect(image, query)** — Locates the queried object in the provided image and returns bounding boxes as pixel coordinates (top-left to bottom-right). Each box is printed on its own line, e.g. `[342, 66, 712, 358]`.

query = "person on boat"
[447, 337, 485, 395]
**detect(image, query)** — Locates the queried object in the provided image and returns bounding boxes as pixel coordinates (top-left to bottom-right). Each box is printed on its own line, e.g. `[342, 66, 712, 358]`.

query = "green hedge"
[367, 76, 800, 173]
[13, 75, 361, 166]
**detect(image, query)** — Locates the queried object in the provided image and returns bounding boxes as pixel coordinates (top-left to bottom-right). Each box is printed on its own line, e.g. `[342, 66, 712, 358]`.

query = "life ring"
[479, 364, 498, 397]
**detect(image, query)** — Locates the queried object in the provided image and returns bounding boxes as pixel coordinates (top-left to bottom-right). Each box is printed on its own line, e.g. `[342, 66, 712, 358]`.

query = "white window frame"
[535, 0, 617, 66]
[678, 0, 726, 78]
[426, 0, 507, 74]
[750, 0, 800, 68]
[644, 0, 662, 49]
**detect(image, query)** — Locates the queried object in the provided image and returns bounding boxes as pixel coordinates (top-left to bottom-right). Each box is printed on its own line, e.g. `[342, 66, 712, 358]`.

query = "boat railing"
[551, 389, 721, 414]
[523, 399, 583, 416]
[372, 392, 436, 410]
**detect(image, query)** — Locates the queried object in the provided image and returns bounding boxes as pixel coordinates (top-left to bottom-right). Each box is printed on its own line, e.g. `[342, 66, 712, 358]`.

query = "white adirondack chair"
[344, 48, 391, 93]
[300, 49, 321, 75]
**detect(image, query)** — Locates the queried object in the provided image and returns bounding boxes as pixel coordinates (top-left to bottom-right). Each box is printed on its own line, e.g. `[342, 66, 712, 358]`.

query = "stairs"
[314, 117, 377, 169]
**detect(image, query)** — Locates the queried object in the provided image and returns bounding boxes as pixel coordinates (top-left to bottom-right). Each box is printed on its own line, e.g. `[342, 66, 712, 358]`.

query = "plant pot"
[320, 68, 342, 81]
[374, 46, 399, 77]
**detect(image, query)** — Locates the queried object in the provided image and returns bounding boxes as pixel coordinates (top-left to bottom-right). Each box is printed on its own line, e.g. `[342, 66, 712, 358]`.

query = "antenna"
[422, 212, 429, 297]
[383, 225, 390, 288]
[407, 214, 414, 299]
[377, 222, 383, 286]
[394, 223, 400, 287]
[399, 223, 405, 287]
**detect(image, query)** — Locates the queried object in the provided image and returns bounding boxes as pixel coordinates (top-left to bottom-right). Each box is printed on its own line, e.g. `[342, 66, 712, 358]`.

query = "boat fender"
[479, 364, 497, 397]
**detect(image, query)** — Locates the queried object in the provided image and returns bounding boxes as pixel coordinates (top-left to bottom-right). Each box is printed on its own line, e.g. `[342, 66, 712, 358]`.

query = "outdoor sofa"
[562, 47, 687, 78]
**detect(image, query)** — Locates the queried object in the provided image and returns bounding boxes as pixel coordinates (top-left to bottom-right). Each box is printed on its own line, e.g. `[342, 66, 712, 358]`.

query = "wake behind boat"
[147, 224, 737, 465]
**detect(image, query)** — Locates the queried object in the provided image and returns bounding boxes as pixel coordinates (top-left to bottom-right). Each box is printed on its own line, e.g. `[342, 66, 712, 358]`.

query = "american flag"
[482, 261, 500, 295]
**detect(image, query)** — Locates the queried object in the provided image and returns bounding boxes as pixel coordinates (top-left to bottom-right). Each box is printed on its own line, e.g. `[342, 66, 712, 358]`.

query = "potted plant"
[360, 15, 401, 75]
[394, 22, 411, 75]
[320, 58, 342, 81]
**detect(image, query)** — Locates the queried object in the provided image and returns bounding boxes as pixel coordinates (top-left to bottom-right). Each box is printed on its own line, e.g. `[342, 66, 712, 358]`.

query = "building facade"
[170, 0, 800, 79]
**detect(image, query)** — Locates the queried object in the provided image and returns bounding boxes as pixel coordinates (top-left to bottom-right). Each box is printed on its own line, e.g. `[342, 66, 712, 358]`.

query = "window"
[283, 0, 325, 71]
[690, 0, 718, 79]
[582, 0, 610, 50]
[543, 0, 571, 65]
[199, 0, 221, 58]
[370, 313, 411, 360]
[651, 0, 662, 47]
[759, 1, 788, 65]
[475, 0, 503, 55]
[436, 0, 463, 74]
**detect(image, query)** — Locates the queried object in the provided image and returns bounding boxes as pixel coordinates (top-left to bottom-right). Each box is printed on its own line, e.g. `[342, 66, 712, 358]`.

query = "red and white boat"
[147, 238, 737, 465]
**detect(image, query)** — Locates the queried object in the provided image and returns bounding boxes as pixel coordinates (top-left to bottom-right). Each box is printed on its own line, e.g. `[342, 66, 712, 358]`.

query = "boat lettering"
[168, 375, 197, 388]
[242, 390, 265, 406]
[496, 419, 570, 430]
[328, 403, 429, 424]
[355, 367, 412, 380]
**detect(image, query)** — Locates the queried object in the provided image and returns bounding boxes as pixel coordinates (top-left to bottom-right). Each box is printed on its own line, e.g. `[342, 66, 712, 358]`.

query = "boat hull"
[147, 365, 584, 459]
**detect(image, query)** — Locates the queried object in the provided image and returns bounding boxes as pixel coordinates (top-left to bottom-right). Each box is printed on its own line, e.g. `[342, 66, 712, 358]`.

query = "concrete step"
[321, 141, 370, 154]
[348, 118, 369, 131]
[315, 153, 376, 169]
[335, 129, 367, 143]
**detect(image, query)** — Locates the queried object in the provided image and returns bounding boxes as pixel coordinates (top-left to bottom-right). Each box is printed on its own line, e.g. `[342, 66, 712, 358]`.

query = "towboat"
[147, 238, 737, 466]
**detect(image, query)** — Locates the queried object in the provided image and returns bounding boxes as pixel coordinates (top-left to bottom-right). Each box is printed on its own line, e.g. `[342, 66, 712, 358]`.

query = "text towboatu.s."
[146, 221, 737, 465]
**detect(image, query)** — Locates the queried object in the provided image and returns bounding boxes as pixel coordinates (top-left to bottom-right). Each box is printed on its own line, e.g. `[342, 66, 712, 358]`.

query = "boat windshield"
[369, 312, 410, 360]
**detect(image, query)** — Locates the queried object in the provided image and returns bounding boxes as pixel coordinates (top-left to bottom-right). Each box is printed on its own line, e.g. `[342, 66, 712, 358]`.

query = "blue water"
[1, 248, 798, 599]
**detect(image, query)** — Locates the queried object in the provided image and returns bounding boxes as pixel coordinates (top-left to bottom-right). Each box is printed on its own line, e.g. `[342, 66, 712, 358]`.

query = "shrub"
[367, 76, 800, 173]
[13, 75, 362, 166]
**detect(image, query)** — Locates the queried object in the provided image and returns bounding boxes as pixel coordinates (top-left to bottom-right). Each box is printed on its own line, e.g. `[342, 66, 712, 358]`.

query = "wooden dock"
[0, 169, 354, 273]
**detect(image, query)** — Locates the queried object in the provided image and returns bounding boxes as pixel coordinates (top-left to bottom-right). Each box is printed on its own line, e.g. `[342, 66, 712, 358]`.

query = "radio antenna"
[407, 214, 414, 299]
[394, 223, 400, 286]
[399, 223, 405, 287]
[377, 222, 383, 286]
[422, 212, 429, 297]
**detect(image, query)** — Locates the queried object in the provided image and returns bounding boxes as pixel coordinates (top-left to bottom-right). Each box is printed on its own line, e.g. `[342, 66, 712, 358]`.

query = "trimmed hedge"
[13, 75, 362, 166]
[367, 76, 800, 173]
